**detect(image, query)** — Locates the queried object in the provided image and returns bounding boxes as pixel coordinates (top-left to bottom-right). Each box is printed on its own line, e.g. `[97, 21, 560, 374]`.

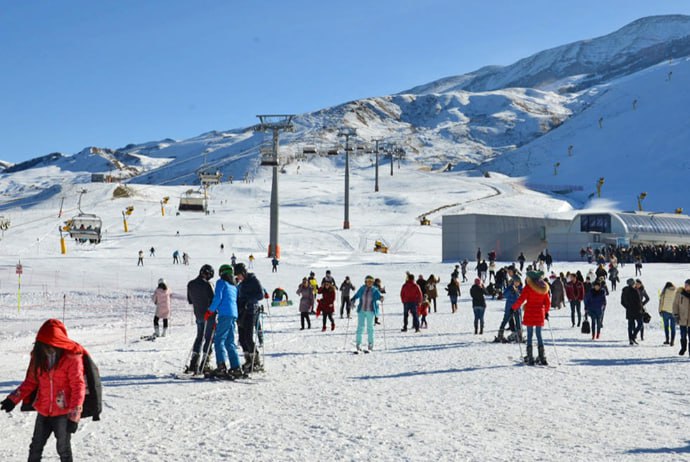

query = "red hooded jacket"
[400, 280, 423, 304]
[8, 320, 86, 421]
[317, 286, 336, 314]
[512, 278, 551, 327]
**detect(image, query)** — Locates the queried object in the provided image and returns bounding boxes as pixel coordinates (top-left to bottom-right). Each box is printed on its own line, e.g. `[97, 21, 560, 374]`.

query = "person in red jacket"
[400, 272, 422, 332]
[565, 273, 585, 328]
[418, 295, 430, 329]
[1, 319, 86, 462]
[512, 271, 551, 365]
[317, 280, 337, 331]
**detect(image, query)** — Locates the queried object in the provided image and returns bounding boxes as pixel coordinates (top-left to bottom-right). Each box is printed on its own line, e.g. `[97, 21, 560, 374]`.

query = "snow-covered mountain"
[405, 15, 690, 95]
[2, 15, 689, 212]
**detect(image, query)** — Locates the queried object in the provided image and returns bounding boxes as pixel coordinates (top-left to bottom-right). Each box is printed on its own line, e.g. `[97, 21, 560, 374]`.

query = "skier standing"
[1, 320, 86, 462]
[317, 280, 336, 331]
[271, 257, 279, 273]
[659, 282, 677, 346]
[186, 264, 215, 373]
[339, 276, 355, 319]
[470, 278, 486, 335]
[152, 278, 172, 337]
[137, 250, 144, 266]
[173, 250, 180, 264]
[672, 279, 690, 356]
[149, 246, 155, 257]
[400, 272, 422, 333]
[495, 277, 522, 343]
[351, 275, 383, 352]
[205, 264, 244, 378]
[235, 263, 265, 372]
[512, 271, 551, 365]
[297, 278, 314, 330]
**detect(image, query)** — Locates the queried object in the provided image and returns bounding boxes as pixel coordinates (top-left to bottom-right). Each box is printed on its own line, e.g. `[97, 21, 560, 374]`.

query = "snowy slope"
[406, 15, 690, 94]
[0, 159, 689, 461]
[485, 56, 690, 212]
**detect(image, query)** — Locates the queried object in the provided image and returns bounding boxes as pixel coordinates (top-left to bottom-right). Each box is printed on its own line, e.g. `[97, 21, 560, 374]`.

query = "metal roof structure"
[617, 212, 690, 236]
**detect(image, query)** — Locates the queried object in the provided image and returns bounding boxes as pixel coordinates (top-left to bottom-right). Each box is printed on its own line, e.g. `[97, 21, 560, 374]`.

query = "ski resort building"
[442, 213, 570, 262]
[443, 211, 690, 262]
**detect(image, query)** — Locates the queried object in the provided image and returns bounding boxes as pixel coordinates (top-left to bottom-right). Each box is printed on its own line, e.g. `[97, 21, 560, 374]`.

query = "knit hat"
[526, 270, 544, 281]
[626, 278, 635, 286]
[36, 319, 84, 354]
[685, 279, 690, 286]
[365, 275, 374, 281]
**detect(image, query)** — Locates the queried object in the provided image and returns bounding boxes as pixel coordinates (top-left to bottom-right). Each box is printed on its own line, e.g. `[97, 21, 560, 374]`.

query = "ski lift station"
[442, 211, 690, 262]
[178, 189, 207, 212]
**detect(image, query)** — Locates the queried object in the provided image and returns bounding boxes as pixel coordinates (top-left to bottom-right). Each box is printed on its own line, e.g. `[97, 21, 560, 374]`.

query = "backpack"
[21, 352, 102, 421]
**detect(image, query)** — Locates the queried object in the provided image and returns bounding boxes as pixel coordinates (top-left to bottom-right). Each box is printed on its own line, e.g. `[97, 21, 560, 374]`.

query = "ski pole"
[515, 309, 523, 360]
[199, 321, 216, 374]
[546, 318, 560, 366]
[343, 309, 351, 350]
[381, 301, 387, 351]
[264, 300, 275, 350]
[184, 317, 207, 374]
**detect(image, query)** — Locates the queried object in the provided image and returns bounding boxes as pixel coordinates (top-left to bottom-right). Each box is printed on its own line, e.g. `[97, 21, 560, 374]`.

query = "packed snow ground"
[1, 160, 689, 461]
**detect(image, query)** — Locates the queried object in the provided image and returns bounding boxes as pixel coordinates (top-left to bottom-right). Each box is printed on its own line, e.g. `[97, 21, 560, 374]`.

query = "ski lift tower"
[338, 127, 357, 229]
[255, 114, 294, 259]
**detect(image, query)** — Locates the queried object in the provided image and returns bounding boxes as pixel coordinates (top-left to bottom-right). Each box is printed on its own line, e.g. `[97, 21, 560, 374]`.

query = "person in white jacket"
[152, 278, 172, 337]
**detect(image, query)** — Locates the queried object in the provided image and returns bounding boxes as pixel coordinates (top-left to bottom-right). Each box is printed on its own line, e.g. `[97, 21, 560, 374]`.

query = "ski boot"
[492, 329, 505, 343]
[524, 345, 535, 365]
[185, 353, 200, 374]
[208, 363, 228, 379]
[228, 367, 247, 380]
[537, 345, 548, 366]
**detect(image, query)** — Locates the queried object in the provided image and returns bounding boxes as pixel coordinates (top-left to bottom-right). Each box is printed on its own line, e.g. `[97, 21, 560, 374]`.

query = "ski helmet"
[219, 264, 234, 278]
[199, 264, 214, 279]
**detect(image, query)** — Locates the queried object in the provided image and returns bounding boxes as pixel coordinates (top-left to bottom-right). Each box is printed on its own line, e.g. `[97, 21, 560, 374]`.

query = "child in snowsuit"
[152, 278, 172, 337]
[1, 319, 86, 462]
[318, 281, 336, 331]
[418, 296, 430, 328]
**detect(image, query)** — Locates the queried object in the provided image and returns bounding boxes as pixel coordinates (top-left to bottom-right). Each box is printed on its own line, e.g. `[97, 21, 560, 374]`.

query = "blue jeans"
[661, 312, 676, 342]
[403, 302, 420, 330]
[680, 326, 689, 345]
[499, 304, 519, 331]
[526, 326, 543, 347]
[193, 318, 215, 355]
[356, 311, 375, 347]
[214, 316, 240, 369]
[473, 306, 485, 332]
[589, 310, 602, 336]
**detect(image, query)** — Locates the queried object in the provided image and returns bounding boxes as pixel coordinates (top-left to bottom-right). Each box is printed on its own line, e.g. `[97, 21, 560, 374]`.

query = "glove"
[264, 292, 270, 299]
[1, 398, 15, 413]
[544, 313, 549, 321]
[204, 310, 214, 321]
[67, 420, 78, 434]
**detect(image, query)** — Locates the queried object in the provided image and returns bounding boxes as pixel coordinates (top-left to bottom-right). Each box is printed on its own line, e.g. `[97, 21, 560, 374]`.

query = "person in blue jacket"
[205, 264, 243, 378]
[350, 275, 383, 352]
[585, 279, 607, 340]
[494, 277, 523, 343]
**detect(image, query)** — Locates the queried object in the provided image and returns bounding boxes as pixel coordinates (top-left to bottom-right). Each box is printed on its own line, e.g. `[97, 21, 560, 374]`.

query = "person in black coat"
[621, 278, 644, 345]
[235, 263, 266, 371]
[186, 264, 216, 373]
[470, 278, 487, 335]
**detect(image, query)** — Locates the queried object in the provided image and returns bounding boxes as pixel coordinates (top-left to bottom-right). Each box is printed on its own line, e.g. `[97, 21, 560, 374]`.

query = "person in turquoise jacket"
[205, 264, 242, 378]
[350, 275, 382, 352]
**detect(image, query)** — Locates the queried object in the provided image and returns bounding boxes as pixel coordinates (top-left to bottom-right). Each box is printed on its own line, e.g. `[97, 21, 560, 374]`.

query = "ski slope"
[0, 159, 689, 461]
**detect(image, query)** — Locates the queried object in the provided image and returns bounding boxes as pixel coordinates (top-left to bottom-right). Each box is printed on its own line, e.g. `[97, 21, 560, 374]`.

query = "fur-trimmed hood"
[526, 276, 549, 295]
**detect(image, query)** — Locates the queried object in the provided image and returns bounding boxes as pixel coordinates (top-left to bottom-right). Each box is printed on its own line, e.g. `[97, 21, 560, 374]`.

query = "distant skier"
[231, 253, 237, 266]
[182, 252, 189, 265]
[220, 243, 225, 253]
[149, 246, 155, 257]
[186, 264, 215, 374]
[173, 250, 180, 264]
[351, 275, 383, 353]
[512, 271, 551, 365]
[137, 250, 144, 266]
[152, 278, 172, 337]
[271, 257, 279, 273]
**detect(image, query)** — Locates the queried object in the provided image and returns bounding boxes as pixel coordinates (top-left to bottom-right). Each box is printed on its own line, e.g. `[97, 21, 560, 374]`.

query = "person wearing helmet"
[186, 264, 215, 374]
[205, 264, 243, 379]
[152, 278, 172, 337]
[234, 262, 266, 372]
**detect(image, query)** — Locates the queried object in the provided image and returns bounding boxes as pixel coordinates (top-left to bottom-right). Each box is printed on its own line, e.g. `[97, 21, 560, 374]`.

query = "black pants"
[628, 318, 642, 341]
[322, 312, 334, 328]
[340, 297, 351, 317]
[238, 309, 256, 353]
[153, 316, 168, 328]
[300, 312, 311, 329]
[570, 300, 581, 326]
[29, 414, 72, 462]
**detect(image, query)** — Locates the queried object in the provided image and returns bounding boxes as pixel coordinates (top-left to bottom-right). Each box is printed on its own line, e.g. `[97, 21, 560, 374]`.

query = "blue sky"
[2, 0, 690, 163]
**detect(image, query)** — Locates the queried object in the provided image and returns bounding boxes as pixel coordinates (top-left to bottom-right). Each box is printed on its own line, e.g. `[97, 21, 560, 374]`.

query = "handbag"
[581, 317, 591, 334]
[642, 310, 651, 324]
